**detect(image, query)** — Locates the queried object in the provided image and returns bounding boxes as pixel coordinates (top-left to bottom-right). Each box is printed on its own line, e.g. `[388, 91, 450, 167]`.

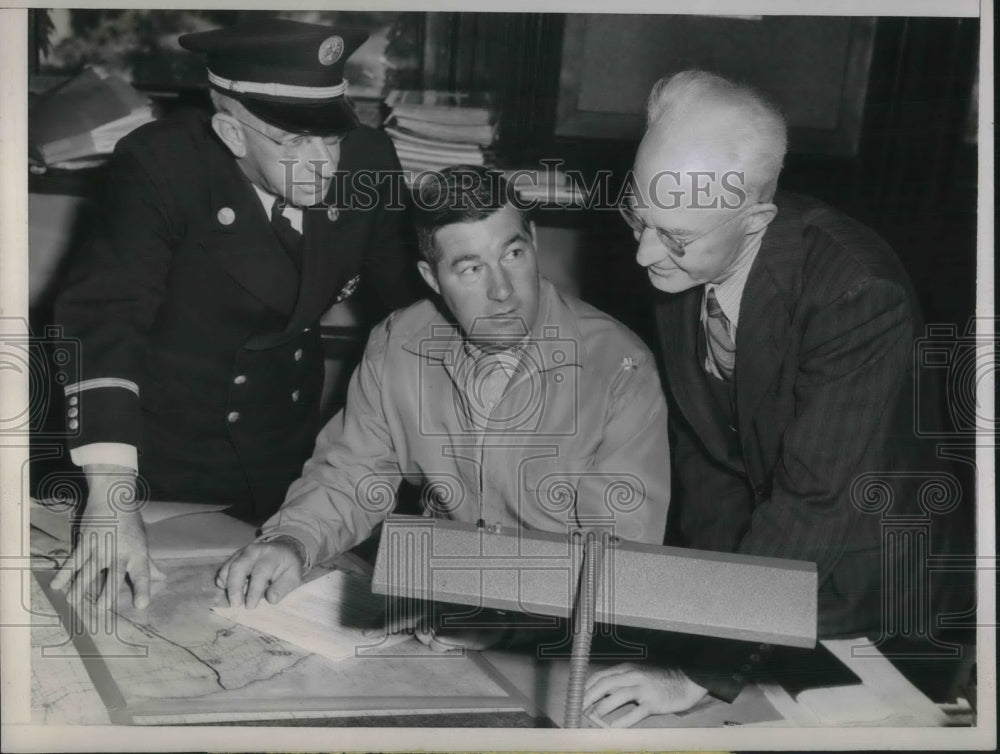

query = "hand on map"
[50, 465, 165, 611]
[216, 538, 306, 609]
[582, 663, 708, 727]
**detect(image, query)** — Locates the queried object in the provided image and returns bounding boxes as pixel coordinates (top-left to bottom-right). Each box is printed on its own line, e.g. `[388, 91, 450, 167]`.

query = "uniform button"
[732, 673, 743, 683]
[227, 411, 240, 423]
[750, 653, 761, 663]
[740, 664, 752, 673]
[68, 419, 79, 430]
[217, 206, 235, 225]
[291, 390, 300, 403]
[729, 424, 738, 433]
[293, 348, 303, 362]
[233, 375, 247, 385]
[67, 395, 79, 407]
[303, 327, 311, 333]
[67, 407, 79, 418]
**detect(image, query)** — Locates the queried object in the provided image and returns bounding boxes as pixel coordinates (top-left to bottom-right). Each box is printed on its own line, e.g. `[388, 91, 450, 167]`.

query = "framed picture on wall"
[555, 14, 876, 156]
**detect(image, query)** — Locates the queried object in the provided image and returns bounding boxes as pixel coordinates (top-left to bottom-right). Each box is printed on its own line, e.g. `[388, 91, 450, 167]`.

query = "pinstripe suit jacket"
[657, 191, 932, 641]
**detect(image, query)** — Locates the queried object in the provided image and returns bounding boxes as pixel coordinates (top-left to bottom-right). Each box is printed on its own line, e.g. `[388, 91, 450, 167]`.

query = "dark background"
[28, 11, 979, 337]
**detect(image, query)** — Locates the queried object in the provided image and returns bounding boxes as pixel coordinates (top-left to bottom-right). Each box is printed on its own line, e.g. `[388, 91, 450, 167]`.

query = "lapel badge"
[335, 274, 360, 303]
[318, 36, 344, 66]
[327, 206, 340, 223]
[217, 207, 235, 226]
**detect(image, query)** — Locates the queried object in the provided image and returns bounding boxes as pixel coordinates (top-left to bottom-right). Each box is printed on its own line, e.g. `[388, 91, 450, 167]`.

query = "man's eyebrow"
[449, 253, 481, 268]
[646, 213, 693, 236]
[632, 205, 692, 236]
[503, 229, 532, 246]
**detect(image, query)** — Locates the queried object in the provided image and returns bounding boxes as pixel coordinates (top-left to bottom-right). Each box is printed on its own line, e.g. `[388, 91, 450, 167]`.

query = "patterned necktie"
[704, 287, 736, 380]
[270, 201, 303, 271]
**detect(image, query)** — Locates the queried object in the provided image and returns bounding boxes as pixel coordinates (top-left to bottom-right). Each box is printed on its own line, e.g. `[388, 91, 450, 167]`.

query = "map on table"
[31, 557, 519, 725]
[212, 570, 414, 662]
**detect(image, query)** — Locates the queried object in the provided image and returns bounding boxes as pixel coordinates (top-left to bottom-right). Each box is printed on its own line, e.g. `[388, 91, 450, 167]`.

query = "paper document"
[212, 570, 413, 662]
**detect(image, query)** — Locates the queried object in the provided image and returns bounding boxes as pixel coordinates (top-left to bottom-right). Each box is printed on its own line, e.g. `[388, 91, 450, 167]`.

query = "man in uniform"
[217, 167, 672, 652]
[52, 19, 418, 609]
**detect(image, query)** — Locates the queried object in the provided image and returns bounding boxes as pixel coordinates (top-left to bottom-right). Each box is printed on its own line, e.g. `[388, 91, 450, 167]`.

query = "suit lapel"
[735, 197, 803, 435]
[202, 142, 299, 315]
[282, 150, 369, 336]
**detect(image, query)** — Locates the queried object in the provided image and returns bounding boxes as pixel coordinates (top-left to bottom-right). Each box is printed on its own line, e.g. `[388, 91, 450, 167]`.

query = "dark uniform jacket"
[656, 192, 969, 698]
[55, 109, 417, 521]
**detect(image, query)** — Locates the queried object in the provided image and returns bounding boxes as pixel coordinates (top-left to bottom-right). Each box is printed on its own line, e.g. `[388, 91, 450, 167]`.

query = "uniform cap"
[179, 18, 368, 135]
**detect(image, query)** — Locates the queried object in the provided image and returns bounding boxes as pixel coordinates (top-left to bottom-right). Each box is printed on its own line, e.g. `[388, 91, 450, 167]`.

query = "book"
[393, 140, 484, 162]
[29, 66, 156, 166]
[503, 167, 586, 206]
[384, 89, 496, 126]
[385, 125, 484, 151]
[390, 115, 497, 145]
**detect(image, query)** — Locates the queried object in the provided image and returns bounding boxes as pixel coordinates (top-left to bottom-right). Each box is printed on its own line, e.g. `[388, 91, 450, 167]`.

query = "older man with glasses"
[581, 70, 970, 725]
[51, 18, 419, 610]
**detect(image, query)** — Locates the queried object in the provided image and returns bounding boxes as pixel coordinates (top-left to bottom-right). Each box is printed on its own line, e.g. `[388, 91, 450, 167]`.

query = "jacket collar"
[734, 191, 807, 430]
[203, 129, 300, 316]
[201, 117, 371, 346]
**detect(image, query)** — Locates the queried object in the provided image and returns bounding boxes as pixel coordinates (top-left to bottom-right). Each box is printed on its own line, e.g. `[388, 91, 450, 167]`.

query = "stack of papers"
[503, 167, 587, 207]
[383, 89, 497, 176]
[29, 66, 156, 169]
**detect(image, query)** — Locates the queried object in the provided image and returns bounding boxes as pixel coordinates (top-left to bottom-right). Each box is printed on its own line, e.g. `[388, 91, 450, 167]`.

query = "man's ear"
[529, 220, 538, 249]
[417, 260, 440, 295]
[211, 113, 248, 159]
[746, 203, 778, 235]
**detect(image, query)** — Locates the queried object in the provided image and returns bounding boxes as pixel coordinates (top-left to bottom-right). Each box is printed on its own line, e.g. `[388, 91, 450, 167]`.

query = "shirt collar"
[252, 184, 303, 234]
[403, 277, 585, 373]
[462, 337, 525, 378]
[704, 230, 765, 330]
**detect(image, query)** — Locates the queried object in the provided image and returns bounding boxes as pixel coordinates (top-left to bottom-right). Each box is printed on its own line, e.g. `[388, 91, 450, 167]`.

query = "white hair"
[645, 70, 788, 202]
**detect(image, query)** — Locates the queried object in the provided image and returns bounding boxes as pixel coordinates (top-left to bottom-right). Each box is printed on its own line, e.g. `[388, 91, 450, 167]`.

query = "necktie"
[270, 201, 303, 271]
[705, 288, 736, 380]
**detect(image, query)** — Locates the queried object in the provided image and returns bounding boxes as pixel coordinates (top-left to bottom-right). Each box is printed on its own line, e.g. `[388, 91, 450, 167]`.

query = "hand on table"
[50, 466, 165, 611]
[583, 663, 708, 727]
[216, 537, 305, 608]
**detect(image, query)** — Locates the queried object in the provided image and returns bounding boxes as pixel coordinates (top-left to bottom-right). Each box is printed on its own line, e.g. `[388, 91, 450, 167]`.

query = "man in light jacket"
[219, 166, 672, 650]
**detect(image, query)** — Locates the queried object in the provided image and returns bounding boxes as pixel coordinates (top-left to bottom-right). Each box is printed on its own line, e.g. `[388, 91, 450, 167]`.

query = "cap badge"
[327, 206, 340, 223]
[318, 36, 344, 66]
[217, 207, 236, 226]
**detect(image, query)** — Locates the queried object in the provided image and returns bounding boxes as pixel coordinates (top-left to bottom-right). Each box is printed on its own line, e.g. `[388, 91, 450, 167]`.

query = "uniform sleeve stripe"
[64, 378, 140, 397]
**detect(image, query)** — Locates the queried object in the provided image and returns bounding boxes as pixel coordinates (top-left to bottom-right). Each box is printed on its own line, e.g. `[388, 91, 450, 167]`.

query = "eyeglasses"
[232, 116, 346, 155]
[618, 189, 756, 257]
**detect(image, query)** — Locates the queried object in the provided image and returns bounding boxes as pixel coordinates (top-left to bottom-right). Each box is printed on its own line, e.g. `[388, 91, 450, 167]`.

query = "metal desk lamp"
[372, 514, 817, 727]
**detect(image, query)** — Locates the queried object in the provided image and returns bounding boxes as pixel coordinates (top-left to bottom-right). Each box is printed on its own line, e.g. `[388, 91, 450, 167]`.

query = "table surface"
[28, 505, 948, 728]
